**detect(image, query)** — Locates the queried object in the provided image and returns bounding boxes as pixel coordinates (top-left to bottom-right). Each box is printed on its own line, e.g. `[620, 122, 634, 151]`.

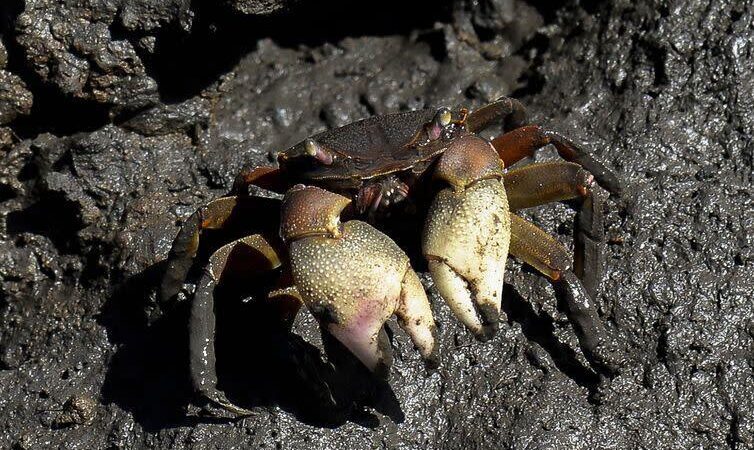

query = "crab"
[160, 96, 625, 416]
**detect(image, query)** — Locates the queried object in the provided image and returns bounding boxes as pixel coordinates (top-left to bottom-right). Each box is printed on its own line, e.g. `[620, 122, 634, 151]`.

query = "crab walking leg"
[281, 186, 438, 376]
[491, 125, 622, 196]
[573, 188, 608, 300]
[423, 134, 511, 341]
[266, 279, 306, 330]
[466, 96, 528, 133]
[190, 234, 282, 416]
[231, 165, 288, 195]
[503, 161, 607, 297]
[160, 195, 280, 303]
[508, 214, 624, 374]
[504, 162, 595, 210]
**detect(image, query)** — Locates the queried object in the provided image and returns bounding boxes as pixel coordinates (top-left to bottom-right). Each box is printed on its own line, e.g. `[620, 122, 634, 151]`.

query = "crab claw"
[282, 186, 438, 376]
[422, 135, 511, 341]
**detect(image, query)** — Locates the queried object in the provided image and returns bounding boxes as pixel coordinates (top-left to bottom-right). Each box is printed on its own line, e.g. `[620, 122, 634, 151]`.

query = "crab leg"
[465, 94, 615, 185]
[491, 125, 622, 196]
[466, 96, 528, 133]
[190, 234, 283, 416]
[231, 165, 289, 195]
[503, 161, 607, 297]
[281, 186, 438, 376]
[422, 134, 510, 341]
[160, 195, 280, 303]
[504, 162, 594, 210]
[508, 214, 624, 374]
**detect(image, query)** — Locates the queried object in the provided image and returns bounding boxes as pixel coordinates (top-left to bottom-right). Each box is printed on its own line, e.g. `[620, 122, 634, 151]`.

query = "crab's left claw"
[282, 186, 438, 376]
[423, 135, 511, 341]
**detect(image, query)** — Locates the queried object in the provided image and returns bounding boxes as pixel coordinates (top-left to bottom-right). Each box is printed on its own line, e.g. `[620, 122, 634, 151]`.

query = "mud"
[0, 0, 752, 448]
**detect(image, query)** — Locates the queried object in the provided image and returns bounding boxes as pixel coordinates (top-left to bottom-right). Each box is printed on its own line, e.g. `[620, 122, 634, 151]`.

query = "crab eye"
[436, 107, 452, 127]
[304, 138, 318, 156]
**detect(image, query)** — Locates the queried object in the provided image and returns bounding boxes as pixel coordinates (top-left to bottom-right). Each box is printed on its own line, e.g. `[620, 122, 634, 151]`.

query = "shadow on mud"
[501, 281, 601, 394]
[98, 262, 404, 432]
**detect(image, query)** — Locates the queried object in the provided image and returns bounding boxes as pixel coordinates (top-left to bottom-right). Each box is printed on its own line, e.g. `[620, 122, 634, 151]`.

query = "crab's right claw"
[422, 135, 511, 341]
[282, 186, 438, 377]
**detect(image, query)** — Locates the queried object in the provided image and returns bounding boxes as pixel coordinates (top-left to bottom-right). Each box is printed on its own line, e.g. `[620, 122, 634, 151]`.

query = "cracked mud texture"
[0, 0, 752, 448]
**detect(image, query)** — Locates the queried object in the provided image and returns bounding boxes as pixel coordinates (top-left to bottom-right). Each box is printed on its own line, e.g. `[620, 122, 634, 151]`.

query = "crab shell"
[276, 109, 512, 373]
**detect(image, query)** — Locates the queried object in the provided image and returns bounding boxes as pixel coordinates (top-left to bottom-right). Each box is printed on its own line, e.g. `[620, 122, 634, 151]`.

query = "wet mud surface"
[0, 0, 752, 448]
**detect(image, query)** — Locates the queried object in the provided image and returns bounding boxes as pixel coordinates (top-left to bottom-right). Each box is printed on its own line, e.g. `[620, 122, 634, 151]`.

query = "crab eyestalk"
[304, 138, 334, 165]
[281, 186, 438, 376]
[422, 134, 511, 341]
[428, 107, 452, 140]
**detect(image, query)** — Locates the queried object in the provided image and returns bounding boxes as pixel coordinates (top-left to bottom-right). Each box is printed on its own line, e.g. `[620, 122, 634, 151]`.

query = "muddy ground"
[0, 0, 752, 448]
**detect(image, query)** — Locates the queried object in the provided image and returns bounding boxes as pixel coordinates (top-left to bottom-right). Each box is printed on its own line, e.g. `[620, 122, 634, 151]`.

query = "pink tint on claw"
[326, 297, 391, 371]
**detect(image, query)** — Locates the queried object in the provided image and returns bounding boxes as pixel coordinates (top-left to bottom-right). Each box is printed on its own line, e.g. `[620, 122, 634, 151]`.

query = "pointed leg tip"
[555, 271, 629, 376]
[474, 322, 499, 342]
[200, 391, 257, 418]
[602, 174, 624, 198]
[422, 341, 441, 371]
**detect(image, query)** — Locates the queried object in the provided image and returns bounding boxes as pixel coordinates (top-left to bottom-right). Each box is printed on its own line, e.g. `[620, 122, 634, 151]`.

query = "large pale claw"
[423, 178, 511, 341]
[283, 187, 437, 376]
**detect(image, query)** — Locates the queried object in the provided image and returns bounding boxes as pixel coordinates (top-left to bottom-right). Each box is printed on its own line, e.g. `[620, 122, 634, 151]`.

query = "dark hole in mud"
[639, 39, 669, 89]
[17, 159, 39, 182]
[511, 31, 549, 97]
[8, 81, 113, 139]
[6, 194, 84, 251]
[524, 0, 572, 22]
[0, 185, 16, 203]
